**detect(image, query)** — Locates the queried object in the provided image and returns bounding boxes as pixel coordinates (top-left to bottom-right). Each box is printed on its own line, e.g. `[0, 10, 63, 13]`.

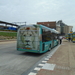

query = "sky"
[0, 0, 75, 31]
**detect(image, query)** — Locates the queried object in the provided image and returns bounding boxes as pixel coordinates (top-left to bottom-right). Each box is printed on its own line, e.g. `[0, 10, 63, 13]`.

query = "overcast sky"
[0, 0, 75, 31]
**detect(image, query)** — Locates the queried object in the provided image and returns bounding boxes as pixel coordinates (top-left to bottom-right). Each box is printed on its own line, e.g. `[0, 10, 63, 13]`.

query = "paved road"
[0, 41, 49, 75]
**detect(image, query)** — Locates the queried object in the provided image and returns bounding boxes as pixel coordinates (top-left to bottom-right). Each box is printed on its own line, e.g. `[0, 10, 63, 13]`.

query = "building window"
[47, 24, 50, 26]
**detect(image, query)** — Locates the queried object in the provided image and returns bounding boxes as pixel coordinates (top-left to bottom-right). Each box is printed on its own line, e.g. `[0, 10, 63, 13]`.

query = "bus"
[71, 32, 75, 43]
[66, 33, 72, 40]
[17, 24, 59, 53]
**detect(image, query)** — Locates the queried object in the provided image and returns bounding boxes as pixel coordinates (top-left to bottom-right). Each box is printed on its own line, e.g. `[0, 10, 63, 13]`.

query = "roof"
[0, 21, 18, 27]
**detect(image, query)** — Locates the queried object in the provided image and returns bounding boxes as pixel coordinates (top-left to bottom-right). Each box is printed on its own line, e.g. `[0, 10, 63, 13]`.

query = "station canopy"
[0, 20, 19, 27]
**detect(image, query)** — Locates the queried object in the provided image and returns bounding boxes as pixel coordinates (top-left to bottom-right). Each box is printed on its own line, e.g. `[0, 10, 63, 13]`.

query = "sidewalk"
[36, 39, 75, 75]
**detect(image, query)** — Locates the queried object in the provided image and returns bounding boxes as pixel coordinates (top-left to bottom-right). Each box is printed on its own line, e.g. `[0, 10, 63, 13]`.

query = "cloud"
[0, 0, 75, 31]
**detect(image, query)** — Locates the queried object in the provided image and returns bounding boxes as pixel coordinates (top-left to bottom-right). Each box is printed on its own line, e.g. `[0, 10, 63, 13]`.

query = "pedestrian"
[68, 37, 71, 42]
[59, 36, 63, 44]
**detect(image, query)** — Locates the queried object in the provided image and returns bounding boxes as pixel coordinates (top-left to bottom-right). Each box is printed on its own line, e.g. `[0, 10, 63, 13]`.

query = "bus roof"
[19, 24, 59, 34]
[40, 25, 59, 34]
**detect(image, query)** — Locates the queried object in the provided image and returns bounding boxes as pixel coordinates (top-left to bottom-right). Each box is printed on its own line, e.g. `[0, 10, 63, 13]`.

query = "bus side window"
[42, 29, 52, 42]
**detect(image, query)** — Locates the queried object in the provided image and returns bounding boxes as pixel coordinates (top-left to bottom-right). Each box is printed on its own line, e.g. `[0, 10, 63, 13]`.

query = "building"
[37, 20, 73, 35]
[63, 26, 73, 35]
[56, 26, 61, 34]
[56, 20, 73, 35]
[37, 21, 56, 29]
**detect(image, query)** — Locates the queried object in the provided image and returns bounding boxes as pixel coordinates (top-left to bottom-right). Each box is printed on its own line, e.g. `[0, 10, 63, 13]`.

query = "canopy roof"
[0, 21, 18, 27]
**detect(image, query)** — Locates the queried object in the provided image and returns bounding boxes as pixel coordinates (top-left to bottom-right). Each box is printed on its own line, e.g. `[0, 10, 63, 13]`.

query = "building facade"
[56, 20, 73, 35]
[56, 26, 61, 34]
[37, 21, 56, 29]
[37, 20, 73, 35]
[63, 26, 73, 35]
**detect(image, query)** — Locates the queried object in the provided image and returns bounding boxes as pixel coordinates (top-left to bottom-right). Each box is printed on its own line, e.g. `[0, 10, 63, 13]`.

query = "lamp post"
[25, 22, 26, 25]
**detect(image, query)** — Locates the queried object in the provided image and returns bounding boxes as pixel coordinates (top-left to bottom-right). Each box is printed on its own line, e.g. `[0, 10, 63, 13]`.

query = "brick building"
[37, 21, 56, 29]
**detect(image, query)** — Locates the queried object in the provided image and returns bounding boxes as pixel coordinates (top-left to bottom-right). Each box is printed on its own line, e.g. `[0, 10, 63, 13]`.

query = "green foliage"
[0, 32, 17, 37]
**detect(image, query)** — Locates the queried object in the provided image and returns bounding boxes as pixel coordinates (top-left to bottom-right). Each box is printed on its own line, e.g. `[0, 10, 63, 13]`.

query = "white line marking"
[38, 64, 44, 66]
[28, 72, 36, 75]
[34, 67, 41, 71]
[42, 61, 47, 63]
[47, 55, 51, 58]
[45, 58, 49, 60]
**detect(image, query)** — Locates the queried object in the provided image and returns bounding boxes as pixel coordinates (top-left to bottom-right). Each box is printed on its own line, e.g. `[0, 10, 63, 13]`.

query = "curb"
[27, 45, 60, 75]
[0, 39, 16, 42]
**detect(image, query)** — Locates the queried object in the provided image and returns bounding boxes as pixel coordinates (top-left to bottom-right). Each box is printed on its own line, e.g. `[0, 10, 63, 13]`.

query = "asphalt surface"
[0, 41, 51, 75]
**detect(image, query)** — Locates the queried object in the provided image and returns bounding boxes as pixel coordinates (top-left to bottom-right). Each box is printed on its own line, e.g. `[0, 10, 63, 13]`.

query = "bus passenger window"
[42, 29, 52, 42]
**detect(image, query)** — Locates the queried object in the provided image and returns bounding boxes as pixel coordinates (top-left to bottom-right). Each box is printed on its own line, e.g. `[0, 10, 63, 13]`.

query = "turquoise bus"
[17, 24, 59, 53]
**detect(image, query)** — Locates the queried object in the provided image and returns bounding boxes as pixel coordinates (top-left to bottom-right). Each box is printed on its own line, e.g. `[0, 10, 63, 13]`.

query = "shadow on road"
[19, 52, 44, 57]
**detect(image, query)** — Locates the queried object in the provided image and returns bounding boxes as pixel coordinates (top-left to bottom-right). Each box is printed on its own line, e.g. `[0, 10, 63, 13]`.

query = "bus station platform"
[36, 39, 75, 75]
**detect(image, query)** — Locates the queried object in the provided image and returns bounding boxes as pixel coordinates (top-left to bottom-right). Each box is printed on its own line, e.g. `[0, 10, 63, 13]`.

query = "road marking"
[44, 58, 49, 60]
[34, 67, 41, 71]
[42, 60, 47, 63]
[28, 72, 36, 75]
[42, 63, 56, 70]
[38, 64, 44, 66]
